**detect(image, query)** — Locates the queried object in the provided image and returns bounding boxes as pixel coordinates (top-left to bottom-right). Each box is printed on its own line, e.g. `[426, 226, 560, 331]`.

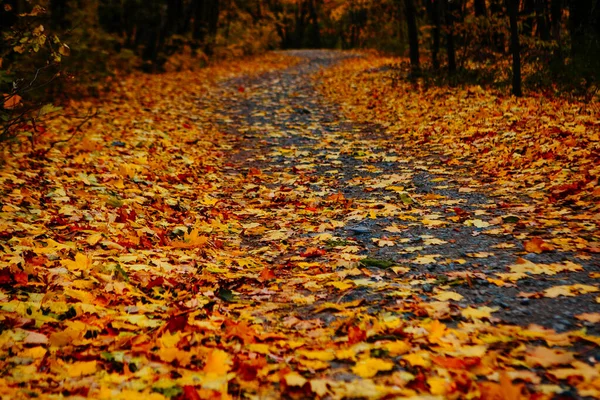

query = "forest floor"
[0, 50, 599, 399]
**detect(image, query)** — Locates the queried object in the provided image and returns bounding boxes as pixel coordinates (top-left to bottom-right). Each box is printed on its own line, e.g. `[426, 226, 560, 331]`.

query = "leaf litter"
[0, 50, 598, 399]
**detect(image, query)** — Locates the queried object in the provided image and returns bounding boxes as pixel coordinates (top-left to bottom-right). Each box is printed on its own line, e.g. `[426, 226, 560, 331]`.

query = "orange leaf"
[523, 237, 554, 253]
[3, 94, 22, 109]
[348, 325, 366, 345]
[182, 385, 201, 400]
[300, 247, 326, 258]
[259, 267, 276, 281]
[432, 356, 480, 370]
[203, 349, 231, 375]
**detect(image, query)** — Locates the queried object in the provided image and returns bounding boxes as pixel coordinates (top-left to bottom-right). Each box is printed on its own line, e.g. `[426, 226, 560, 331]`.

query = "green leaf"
[106, 196, 123, 208]
[39, 104, 62, 116]
[217, 287, 235, 302]
[360, 258, 396, 269]
[114, 264, 129, 282]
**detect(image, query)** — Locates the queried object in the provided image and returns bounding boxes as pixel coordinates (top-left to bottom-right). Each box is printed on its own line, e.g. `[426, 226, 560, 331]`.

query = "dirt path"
[209, 50, 599, 332]
[1, 50, 598, 399]
[185, 49, 600, 398]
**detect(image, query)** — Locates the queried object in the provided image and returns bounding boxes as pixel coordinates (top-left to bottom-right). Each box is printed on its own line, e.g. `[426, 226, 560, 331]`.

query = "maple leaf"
[461, 306, 499, 321]
[352, 358, 394, 378]
[543, 284, 599, 298]
[523, 237, 555, 253]
[300, 247, 326, 257]
[479, 373, 526, 400]
[433, 291, 463, 301]
[525, 346, 575, 368]
[204, 349, 231, 375]
[283, 371, 308, 387]
[575, 313, 600, 323]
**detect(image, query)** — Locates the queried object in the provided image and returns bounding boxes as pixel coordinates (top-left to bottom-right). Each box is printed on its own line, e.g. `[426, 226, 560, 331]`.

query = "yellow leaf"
[412, 254, 439, 264]
[352, 358, 394, 378]
[335, 348, 357, 361]
[427, 376, 449, 395]
[548, 361, 599, 381]
[466, 252, 494, 258]
[464, 219, 490, 228]
[86, 233, 103, 245]
[391, 266, 410, 275]
[19, 346, 47, 359]
[203, 349, 231, 375]
[296, 349, 335, 361]
[284, 372, 308, 387]
[327, 281, 355, 291]
[310, 379, 332, 396]
[402, 352, 431, 367]
[67, 360, 97, 378]
[434, 291, 463, 301]
[157, 347, 192, 366]
[380, 341, 411, 355]
[297, 358, 330, 370]
[372, 237, 395, 247]
[61, 253, 92, 271]
[575, 313, 600, 323]
[543, 284, 599, 298]
[461, 306, 498, 320]
[525, 346, 575, 368]
[247, 343, 271, 354]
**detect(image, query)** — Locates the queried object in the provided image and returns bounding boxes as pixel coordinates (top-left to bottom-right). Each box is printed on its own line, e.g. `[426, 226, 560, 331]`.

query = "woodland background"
[1, 0, 599, 145]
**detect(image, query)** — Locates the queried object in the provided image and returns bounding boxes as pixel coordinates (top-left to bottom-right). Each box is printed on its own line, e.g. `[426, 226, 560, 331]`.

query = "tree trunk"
[507, 0, 523, 96]
[445, 0, 457, 73]
[550, 0, 562, 41]
[308, 0, 321, 48]
[426, 0, 442, 69]
[404, 0, 420, 72]
[535, 0, 550, 39]
[490, 0, 506, 52]
[192, 0, 220, 54]
[522, 0, 535, 36]
[569, 0, 594, 56]
[474, 0, 488, 16]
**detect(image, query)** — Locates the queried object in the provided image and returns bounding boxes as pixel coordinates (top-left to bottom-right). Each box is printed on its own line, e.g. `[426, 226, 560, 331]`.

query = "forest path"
[1, 50, 599, 399]
[205, 49, 599, 333]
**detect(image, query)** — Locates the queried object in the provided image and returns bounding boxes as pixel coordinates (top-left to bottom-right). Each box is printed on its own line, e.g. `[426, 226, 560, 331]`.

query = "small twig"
[40, 110, 97, 155]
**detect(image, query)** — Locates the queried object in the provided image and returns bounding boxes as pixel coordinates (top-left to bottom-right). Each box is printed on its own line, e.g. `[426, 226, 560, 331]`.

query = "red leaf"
[348, 326, 366, 344]
[300, 247, 326, 258]
[13, 272, 28, 285]
[259, 267, 276, 281]
[181, 385, 201, 400]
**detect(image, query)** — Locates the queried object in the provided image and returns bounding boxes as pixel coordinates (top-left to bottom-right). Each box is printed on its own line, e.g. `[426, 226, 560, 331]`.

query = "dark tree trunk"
[307, 0, 321, 48]
[445, 0, 457, 73]
[507, 0, 523, 96]
[292, 1, 309, 48]
[490, 0, 506, 52]
[49, 0, 70, 30]
[550, 0, 562, 41]
[0, 0, 18, 57]
[404, 0, 420, 72]
[523, 0, 535, 36]
[535, 0, 550, 39]
[192, 0, 221, 54]
[426, 0, 442, 69]
[474, 0, 488, 16]
[569, 0, 595, 56]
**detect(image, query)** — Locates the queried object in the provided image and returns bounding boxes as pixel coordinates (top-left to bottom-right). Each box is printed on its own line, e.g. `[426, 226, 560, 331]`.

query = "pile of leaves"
[0, 50, 599, 400]
[0, 53, 301, 399]
[317, 55, 600, 250]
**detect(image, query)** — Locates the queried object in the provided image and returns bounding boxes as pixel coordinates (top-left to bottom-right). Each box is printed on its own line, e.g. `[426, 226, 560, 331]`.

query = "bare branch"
[39, 110, 98, 155]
